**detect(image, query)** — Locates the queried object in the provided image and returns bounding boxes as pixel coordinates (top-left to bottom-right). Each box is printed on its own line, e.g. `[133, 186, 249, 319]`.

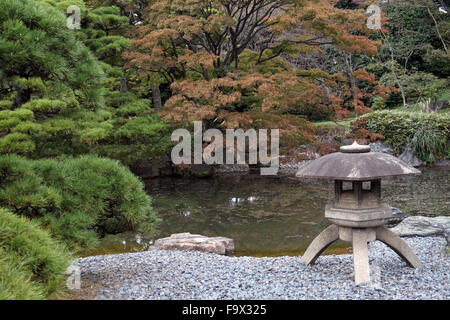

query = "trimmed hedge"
[357, 110, 450, 162]
[0, 208, 72, 299]
[0, 155, 156, 251]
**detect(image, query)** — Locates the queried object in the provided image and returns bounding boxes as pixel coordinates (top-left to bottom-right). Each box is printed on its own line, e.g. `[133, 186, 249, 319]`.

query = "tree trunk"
[381, 31, 408, 108]
[13, 89, 31, 108]
[152, 82, 162, 109]
[120, 75, 127, 92]
[201, 64, 210, 81]
[427, 6, 448, 54]
[343, 52, 357, 101]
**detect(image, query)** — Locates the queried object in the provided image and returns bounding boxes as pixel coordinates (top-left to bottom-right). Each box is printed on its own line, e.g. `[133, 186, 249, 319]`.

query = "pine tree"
[0, 0, 170, 164]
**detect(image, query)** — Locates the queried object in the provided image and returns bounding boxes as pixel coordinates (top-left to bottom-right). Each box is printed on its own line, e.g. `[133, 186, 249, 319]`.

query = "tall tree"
[0, 0, 104, 109]
[0, 0, 170, 164]
[124, 0, 382, 150]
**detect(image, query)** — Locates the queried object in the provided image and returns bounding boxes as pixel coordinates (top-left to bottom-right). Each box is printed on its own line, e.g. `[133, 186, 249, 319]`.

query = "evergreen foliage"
[0, 208, 72, 299]
[0, 0, 105, 109]
[0, 0, 449, 300]
[355, 110, 450, 162]
[0, 155, 156, 251]
[0, 0, 170, 165]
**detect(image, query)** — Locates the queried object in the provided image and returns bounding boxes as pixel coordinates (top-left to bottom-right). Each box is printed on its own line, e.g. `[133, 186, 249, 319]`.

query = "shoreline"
[74, 235, 449, 300]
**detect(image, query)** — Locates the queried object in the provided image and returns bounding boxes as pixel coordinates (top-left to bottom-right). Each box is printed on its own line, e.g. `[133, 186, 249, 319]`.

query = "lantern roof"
[295, 142, 421, 181]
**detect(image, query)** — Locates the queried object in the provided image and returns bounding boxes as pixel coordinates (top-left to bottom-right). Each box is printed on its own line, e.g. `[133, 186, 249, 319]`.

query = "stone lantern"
[296, 142, 423, 284]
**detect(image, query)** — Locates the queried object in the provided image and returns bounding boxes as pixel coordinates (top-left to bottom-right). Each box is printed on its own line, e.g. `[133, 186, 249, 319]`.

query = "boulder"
[389, 216, 450, 237]
[398, 147, 423, 167]
[189, 164, 214, 178]
[154, 233, 234, 255]
[130, 155, 173, 179]
[174, 164, 215, 178]
[130, 161, 160, 179]
[429, 100, 449, 112]
[341, 138, 353, 146]
[434, 159, 450, 167]
[320, 136, 340, 151]
[386, 206, 410, 226]
[369, 142, 394, 155]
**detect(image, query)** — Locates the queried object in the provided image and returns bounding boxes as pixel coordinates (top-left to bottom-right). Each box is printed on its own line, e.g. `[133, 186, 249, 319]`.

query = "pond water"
[85, 167, 449, 257]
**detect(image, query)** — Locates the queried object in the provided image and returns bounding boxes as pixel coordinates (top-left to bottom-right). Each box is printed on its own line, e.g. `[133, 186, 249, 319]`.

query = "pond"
[86, 167, 449, 257]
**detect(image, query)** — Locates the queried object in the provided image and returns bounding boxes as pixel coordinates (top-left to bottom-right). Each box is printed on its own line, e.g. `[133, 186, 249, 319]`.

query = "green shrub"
[22, 99, 68, 114]
[88, 92, 172, 165]
[371, 96, 386, 110]
[0, 208, 72, 299]
[0, 1, 171, 166]
[0, 132, 35, 154]
[411, 127, 447, 163]
[356, 110, 450, 162]
[0, 0, 105, 108]
[104, 91, 138, 108]
[0, 93, 171, 166]
[115, 99, 150, 117]
[0, 109, 34, 121]
[0, 154, 156, 251]
[0, 100, 13, 110]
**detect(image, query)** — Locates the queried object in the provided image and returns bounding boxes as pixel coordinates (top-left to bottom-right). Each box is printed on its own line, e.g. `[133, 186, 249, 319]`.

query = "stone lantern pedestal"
[296, 142, 423, 284]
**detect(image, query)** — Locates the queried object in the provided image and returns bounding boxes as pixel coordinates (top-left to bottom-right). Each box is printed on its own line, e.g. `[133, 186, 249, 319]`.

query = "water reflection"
[146, 167, 448, 256]
[145, 174, 339, 256]
[228, 196, 261, 206]
[180, 210, 192, 217]
[86, 167, 448, 257]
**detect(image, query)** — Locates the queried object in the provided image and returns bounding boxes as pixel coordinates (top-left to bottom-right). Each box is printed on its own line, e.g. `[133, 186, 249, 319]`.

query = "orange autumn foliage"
[123, 0, 391, 152]
[349, 116, 383, 142]
[350, 68, 397, 115]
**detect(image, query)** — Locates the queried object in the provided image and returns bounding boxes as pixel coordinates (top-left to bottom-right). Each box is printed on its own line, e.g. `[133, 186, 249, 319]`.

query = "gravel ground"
[76, 236, 449, 300]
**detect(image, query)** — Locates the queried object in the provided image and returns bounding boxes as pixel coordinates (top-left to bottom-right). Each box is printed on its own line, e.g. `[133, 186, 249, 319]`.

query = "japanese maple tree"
[124, 0, 387, 151]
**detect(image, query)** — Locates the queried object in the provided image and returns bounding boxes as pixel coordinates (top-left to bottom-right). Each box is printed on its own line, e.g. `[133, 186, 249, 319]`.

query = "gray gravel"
[77, 236, 449, 300]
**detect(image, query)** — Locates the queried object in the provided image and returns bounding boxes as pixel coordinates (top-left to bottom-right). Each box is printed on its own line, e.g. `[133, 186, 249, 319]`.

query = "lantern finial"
[340, 141, 370, 153]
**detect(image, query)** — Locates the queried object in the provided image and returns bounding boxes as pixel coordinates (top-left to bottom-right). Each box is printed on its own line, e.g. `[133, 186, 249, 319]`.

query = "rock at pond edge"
[389, 216, 450, 238]
[398, 147, 423, 167]
[154, 233, 234, 255]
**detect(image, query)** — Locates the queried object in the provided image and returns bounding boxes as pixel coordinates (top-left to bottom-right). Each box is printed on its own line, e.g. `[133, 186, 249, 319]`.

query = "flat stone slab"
[390, 216, 450, 238]
[154, 233, 234, 255]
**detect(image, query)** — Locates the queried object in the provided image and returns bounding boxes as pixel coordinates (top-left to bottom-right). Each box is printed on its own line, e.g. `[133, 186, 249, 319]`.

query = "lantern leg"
[352, 229, 371, 284]
[375, 226, 423, 268]
[301, 224, 339, 265]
